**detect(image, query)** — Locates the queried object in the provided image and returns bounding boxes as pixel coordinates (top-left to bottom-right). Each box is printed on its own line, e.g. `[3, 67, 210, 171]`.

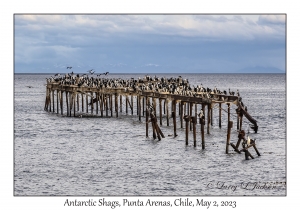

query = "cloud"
[258, 15, 286, 25]
[15, 14, 285, 41]
[14, 14, 286, 73]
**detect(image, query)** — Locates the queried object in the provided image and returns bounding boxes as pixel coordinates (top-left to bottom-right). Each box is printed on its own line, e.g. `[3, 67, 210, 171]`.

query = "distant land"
[235, 66, 285, 73]
[14, 64, 285, 74]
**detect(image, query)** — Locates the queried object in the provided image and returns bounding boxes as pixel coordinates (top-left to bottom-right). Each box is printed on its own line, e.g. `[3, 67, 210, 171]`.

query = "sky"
[14, 14, 286, 73]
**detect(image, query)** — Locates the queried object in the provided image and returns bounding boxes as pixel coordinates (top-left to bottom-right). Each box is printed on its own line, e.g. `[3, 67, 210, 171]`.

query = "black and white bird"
[87, 69, 94, 73]
[198, 109, 204, 119]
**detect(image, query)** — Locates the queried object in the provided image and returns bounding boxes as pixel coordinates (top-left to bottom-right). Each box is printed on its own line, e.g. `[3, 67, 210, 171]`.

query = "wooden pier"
[44, 75, 258, 153]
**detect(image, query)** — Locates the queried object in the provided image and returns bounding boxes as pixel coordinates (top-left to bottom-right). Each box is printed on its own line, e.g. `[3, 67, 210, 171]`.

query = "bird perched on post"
[198, 109, 204, 119]
[247, 136, 251, 146]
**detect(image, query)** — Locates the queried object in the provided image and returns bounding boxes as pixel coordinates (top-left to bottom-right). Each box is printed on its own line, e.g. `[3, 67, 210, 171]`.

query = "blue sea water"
[14, 73, 286, 196]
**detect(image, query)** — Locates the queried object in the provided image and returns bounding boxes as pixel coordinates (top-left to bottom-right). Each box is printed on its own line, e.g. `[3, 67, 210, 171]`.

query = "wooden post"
[142, 96, 145, 117]
[236, 109, 239, 130]
[77, 93, 79, 112]
[60, 90, 63, 115]
[110, 94, 113, 117]
[166, 99, 169, 126]
[131, 94, 133, 115]
[211, 106, 213, 126]
[180, 102, 184, 128]
[73, 92, 76, 117]
[52, 90, 55, 113]
[152, 120, 157, 139]
[115, 94, 118, 118]
[200, 117, 205, 149]
[91, 92, 94, 114]
[136, 95, 139, 115]
[190, 103, 193, 131]
[240, 113, 243, 131]
[95, 92, 99, 114]
[106, 94, 108, 116]
[100, 93, 104, 117]
[172, 100, 177, 137]
[69, 92, 72, 117]
[120, 95, 122, 113]
[184, 115, 190, 145]
[86, 92, 88, 113]
[253, 143, 261, 156]
[187, 102, 189, 116]
[192, 116, 196, 147]
[226, 121, 233, 154]
[227, 103, 230, 123]
[150, 112, 161, 140]
[48, 88, 51, 112]
[146, 97, 149, 137]
[81, 93, 84, 112]
[138, 96, 142, 122]
[66, 92, 69, 116]
[219, 103, 222, 128]
[56, 89, 59, 114]
[159, 98, 162, 126]
[207, 104, 210, 134]
[126, 94, 128, 114]
[163, 99, 166, 114]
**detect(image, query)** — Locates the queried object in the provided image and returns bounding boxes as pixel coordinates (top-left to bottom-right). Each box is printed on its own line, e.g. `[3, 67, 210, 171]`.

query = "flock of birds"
[46, 67, 242, 101]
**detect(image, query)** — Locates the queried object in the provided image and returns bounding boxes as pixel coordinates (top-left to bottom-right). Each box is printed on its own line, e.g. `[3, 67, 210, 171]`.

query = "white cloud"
[259, 15, 286, 24]
[15, 14, 285, 41]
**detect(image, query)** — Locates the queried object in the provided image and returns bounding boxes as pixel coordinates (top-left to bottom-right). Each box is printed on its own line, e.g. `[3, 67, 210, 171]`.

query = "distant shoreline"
[14, 72, 286, 75]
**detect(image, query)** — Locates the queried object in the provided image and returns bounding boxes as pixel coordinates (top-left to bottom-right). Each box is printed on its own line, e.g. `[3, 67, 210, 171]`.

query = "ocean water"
[14, 73, 286, 196]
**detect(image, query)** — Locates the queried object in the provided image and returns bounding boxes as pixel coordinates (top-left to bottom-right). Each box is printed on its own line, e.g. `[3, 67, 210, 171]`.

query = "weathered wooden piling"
[120, 95, 122, 113]
[236, 108, 240, 130]
[207, 104, 210, 134]
[138, 96, 142, 122]
[184, 115, 190, 145]
[190, 103, 193, 131]
[45, 75, 259, 156]
[159, 98, 162, 125]
[110, 94, 113, 117]
[56, 89, 59, 114]
[219, 103, 222, 128]
[239, 112, 243, 131]
[180, 102, 184, 128]
[131, 94, 134, 115]
[227, 103, 230, 123]
[166, 99, 170, 126]
[52, 90, 55, 113]
[226, 121, 233, 154]
[192, 116, 197, 147]
[60, 90, 63, 115]
[200, 116, 205, 149]
[172, 100, 177, 137]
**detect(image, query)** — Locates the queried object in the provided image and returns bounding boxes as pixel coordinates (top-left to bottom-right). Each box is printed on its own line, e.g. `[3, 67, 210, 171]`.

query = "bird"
[26, 86, 33, 88]
[67, 66, 72, 69]
[104, 72, 109, 75]
[247, 136, 251, 146]
[198, 109, 204, 119]
[87, 69, 94, 73]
